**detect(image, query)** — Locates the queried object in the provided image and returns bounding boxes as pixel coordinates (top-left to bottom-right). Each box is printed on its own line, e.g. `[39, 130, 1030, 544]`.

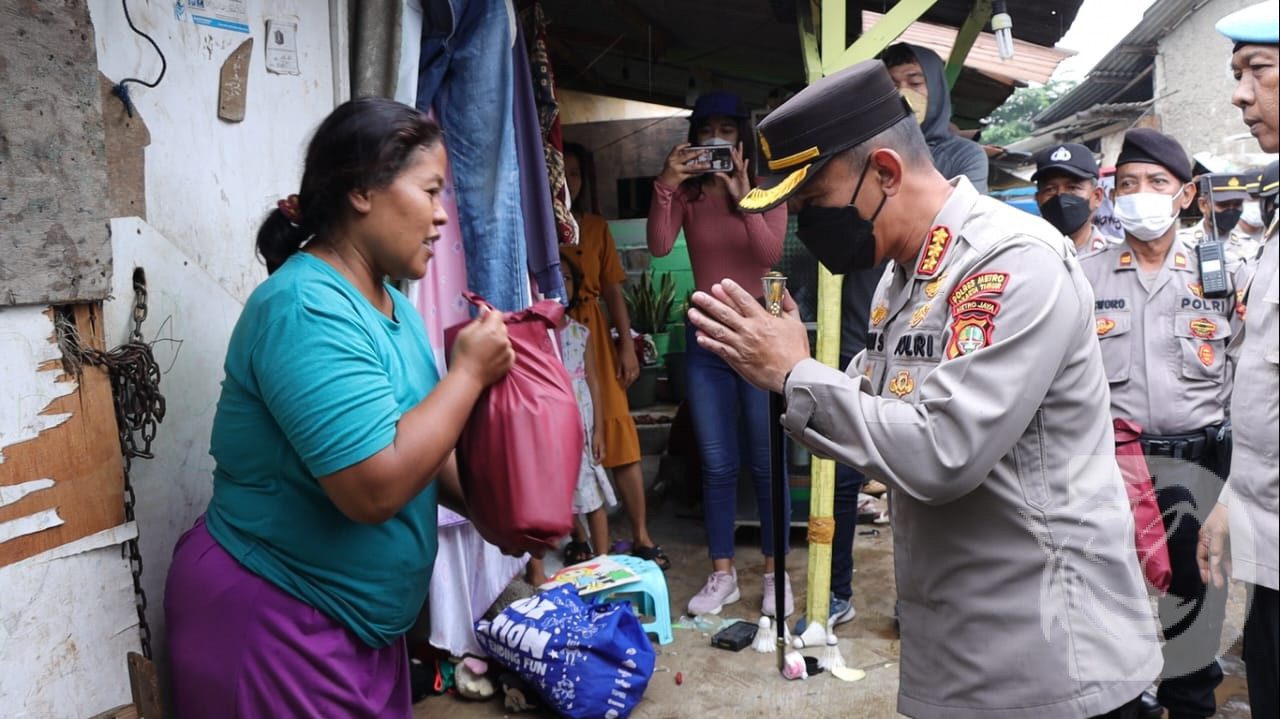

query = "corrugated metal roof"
[863, 10, 1072, 85]
[1034, 0, 1202, 125]
[1009, 100, 1154, 154]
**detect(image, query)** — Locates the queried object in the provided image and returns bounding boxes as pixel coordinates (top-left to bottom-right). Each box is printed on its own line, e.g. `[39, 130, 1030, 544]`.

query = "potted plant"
[623, 270, 676, 407]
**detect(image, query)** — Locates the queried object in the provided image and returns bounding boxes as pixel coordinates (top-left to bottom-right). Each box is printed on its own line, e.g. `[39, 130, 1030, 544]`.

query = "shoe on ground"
[688, 569, 740, 615]
[829, 595, 856, 626]
[761, 571, 795, 618]
[863, 479, 888, 496]
[794, 594, 857, 633]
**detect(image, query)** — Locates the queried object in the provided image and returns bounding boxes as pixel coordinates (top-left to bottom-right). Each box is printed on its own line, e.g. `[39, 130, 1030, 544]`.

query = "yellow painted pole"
[797, 0, 938, 637]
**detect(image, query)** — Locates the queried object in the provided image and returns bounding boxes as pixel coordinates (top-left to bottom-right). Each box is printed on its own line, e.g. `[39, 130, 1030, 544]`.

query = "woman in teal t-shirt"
[164, 98, 514, 718]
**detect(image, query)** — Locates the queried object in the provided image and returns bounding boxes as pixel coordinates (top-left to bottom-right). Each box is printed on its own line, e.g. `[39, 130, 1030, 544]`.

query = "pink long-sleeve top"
[646, 180, 788, 296]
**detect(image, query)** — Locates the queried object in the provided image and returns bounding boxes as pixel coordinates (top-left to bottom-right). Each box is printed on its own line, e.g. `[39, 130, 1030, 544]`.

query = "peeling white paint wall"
[0, 525, 139, 719]
[0, 0, 334, 713]
[0, 307, 76, 462]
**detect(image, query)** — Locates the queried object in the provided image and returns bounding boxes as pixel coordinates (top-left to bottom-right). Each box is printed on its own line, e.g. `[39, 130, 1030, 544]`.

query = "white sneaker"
[687, 569, 740, 615]
[761, 571, 794, 618]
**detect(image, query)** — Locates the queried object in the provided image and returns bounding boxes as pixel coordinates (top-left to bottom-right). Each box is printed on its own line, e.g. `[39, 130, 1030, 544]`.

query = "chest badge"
[909, 302, 932, 327]
[924, 272, 949, 299]
[916, 225, 952, 277]
[1119, 252, 1133, 268]
[1174, 252, 1188, 268]
[1189, 317, 1218, 339]
[1096, 317, 1116, 336]
[888, 370, 915, 398]
[1188, 282, 1204, 298]
[1198, 343, 1215, 367]
[871, 303, 889, 327]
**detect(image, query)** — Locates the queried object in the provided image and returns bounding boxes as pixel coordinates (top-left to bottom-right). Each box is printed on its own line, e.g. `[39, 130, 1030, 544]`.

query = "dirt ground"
[415, 486, 1252, 719]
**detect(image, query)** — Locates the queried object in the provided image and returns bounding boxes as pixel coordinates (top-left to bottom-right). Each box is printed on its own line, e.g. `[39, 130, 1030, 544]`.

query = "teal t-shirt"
[205, 251, 440, 648]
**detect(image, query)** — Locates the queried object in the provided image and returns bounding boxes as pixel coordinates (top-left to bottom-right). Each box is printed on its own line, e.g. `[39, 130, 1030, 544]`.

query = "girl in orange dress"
[560, 143, 667, 569]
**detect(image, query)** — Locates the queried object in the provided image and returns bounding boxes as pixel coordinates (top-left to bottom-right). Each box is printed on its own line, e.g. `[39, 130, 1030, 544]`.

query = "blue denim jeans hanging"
[418, 0, 530, 311]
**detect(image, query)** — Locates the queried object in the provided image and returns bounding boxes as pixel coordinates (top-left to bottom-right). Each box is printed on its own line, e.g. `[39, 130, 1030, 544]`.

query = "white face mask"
[1241, 201, 1263, 228]
[1114, 188, 1183, 242]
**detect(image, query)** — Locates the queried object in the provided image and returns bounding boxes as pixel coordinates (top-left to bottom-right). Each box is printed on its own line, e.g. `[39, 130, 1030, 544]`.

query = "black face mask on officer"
[1038, 194, 1093, 236]
[796, 157, 887, 274]
[1211, 205, 1244, 236]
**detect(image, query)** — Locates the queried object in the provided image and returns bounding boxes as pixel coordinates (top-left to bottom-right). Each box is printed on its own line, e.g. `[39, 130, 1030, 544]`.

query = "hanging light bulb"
[992, 1, 1014, 61]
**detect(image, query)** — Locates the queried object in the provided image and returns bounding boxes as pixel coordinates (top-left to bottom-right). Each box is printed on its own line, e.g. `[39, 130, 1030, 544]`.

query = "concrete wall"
[0, 0, 335, 713]
[1155, 0, 1263, 165]
[563, 117, 689, 219]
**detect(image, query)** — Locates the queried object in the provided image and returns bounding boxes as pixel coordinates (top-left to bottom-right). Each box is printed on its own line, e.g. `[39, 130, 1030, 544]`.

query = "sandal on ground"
[562, 540, 594, 566]
[630, 544, 671, 571]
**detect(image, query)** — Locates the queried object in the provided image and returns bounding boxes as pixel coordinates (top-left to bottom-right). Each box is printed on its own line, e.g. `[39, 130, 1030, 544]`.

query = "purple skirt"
[164, 517, 411, 718]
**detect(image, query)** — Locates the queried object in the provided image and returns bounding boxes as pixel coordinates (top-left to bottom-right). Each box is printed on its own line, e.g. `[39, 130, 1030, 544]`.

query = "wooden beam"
[829, 0, 940, 74]
[798, 1, 823, 84]
[946, 0, 992, 88]
[820, 0, 847, 72]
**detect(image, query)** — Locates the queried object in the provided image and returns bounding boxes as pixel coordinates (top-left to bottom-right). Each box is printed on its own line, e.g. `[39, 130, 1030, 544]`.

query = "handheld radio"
[1199, 183, 1231, 299]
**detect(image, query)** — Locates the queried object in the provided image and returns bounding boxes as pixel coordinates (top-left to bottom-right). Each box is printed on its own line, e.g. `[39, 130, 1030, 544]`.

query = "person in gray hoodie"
[882, 43, 989, 194]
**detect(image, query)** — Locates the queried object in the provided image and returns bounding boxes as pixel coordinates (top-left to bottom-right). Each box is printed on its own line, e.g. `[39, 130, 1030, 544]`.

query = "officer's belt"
[1138, 424, 1225, 460]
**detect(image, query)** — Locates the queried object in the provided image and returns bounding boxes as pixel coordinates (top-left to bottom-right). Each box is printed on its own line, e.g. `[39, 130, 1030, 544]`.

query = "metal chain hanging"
[57, 272, 166, 660]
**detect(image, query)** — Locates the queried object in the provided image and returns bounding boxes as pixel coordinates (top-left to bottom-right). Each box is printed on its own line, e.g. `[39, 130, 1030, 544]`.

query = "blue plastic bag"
[475, 584, 655, 719]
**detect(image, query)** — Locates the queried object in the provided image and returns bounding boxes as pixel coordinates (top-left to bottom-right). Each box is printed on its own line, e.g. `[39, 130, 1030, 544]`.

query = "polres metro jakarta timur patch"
[945, 271, 1010, 359]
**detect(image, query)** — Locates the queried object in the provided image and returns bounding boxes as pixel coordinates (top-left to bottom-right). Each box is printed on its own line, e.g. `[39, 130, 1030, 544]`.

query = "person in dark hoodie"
[793, 42, 994, 634]
[882, 43, 989, 193]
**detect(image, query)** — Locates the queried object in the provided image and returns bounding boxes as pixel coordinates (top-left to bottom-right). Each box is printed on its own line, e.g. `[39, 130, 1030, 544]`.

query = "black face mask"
[1212, 207, 1244, 236]
[1038, 194, 1092, 236]
[795, 158, 887, 274]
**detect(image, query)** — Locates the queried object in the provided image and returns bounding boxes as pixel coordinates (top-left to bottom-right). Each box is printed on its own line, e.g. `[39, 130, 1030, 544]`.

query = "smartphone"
[711, 620, 758, 651]
[687, 145, 734, 174]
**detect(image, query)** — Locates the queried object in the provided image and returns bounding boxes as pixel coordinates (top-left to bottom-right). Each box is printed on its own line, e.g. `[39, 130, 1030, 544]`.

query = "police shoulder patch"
[944, 270, 1008, 359]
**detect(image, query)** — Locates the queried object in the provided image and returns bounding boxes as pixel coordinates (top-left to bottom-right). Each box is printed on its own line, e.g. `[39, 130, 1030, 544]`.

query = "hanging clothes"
[512, 18, 564, 301]
[519, 0, 578, 245]
[418, 0, 529, 311]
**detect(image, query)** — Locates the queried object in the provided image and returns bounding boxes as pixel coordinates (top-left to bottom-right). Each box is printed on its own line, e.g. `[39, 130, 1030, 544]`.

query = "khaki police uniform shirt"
[1223, 223, 1279, 590]
[1079, 229, 1239, 435]
[781, 177, 1161, 719]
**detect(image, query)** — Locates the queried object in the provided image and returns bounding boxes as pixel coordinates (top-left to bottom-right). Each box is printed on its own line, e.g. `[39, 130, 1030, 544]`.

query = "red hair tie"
[277, 194, 302, 224]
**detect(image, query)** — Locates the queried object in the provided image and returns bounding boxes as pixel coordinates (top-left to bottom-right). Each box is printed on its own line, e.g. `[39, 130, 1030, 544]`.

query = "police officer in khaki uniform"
[1033, 142, 1110, 254]
[1079, 128, 1239, 719]
[689, 59, 1161, 719]
[1199, 3, 1280, 716]
[1193, 172, 1256, 270]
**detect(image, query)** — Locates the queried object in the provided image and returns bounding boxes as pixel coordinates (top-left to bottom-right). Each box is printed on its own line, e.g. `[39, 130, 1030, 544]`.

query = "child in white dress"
[558, 252, 617, 562]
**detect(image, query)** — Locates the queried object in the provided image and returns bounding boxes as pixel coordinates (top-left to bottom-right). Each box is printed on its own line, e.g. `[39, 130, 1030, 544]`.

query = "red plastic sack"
[444, 292, 583, 554]
[1113, 418, 1172, 593]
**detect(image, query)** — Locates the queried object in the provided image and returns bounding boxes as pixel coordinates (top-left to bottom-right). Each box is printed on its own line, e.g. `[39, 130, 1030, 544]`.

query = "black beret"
[740, 59, 912, 213]
[1116, 128, 1192, 183]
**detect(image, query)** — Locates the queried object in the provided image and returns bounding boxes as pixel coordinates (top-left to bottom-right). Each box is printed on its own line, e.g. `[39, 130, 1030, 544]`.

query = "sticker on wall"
[265, 19, 300, 75]
[189, 0, 249, 34]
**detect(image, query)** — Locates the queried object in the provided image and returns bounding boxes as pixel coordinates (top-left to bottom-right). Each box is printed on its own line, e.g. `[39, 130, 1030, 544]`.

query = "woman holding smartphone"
[647, 91, 790, 618]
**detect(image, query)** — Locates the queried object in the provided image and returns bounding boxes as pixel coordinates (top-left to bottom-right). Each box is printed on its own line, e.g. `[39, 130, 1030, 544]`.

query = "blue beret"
[1216, 1, 1279, 45]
